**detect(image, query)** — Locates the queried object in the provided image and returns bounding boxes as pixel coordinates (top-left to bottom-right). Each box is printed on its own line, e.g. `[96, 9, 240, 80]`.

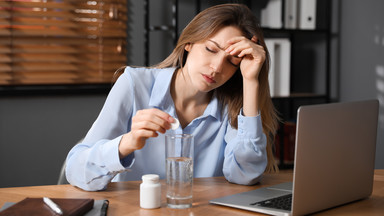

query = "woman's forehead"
[206, 26, 243, 44]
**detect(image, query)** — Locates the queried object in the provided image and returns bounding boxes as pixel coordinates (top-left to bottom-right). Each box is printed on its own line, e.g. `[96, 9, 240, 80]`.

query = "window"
[0, 0, 127, 86]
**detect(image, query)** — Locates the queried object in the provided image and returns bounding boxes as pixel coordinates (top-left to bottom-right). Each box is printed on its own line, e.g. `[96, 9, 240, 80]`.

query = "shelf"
[272, 93, 328, 100]
[262, 27, 329, 34]
[140, 0, 333, 170]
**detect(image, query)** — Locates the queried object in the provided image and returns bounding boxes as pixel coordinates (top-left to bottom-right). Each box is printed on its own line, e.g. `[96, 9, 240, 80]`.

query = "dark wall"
[339, 0, 384, 168]
[0, 95, 106, 187]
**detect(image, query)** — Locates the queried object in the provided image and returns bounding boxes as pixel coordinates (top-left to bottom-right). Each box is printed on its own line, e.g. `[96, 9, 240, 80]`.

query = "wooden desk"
[1, 170, 383, 215]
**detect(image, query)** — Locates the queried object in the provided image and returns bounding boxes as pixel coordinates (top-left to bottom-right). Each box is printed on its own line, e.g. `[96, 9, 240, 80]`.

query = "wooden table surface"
[1, 170, 383, 215]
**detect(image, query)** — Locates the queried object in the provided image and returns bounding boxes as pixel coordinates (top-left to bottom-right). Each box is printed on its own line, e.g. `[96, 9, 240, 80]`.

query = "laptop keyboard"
[250, 194, 292, 211]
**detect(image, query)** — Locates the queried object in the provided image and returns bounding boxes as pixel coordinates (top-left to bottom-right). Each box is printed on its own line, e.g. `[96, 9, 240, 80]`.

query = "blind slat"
[0, 46, 126, 54]
[0, 62, 125, 71]
[0, 28, 127, 37]
[0, 54, 126, 63]
[1, 10, 128, 21]
[0, 37, 126, 45]
[0, 47, 126, 55]
[0, 17, 127, 29]
[0, 1, 128, 11]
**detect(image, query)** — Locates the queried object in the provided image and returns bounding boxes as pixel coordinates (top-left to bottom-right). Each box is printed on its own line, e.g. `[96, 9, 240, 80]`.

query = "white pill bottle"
[140, 174, 161, 209]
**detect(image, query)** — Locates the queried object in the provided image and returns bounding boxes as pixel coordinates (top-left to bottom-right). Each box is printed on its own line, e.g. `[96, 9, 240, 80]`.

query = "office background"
[0, 0, 383, 187]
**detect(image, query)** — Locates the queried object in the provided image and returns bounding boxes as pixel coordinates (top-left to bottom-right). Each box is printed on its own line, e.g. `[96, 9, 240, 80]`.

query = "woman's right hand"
[118, 108, 174, 158]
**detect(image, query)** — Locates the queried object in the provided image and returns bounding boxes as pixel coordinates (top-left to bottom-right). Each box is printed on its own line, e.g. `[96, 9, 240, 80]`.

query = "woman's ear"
[185, 43, 192, 52]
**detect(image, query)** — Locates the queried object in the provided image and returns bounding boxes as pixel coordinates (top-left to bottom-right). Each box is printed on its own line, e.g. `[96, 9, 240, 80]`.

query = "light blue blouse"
[66, 66, 267, 191]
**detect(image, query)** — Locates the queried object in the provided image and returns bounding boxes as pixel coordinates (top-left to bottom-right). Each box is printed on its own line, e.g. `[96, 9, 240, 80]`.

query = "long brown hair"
[156, 4, 280, 173]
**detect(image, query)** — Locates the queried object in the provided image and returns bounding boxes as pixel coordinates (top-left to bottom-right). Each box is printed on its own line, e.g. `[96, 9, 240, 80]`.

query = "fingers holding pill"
[119, 108, 181, 158]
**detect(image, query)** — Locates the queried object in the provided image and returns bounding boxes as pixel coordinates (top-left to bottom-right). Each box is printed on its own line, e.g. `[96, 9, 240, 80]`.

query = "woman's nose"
[210, 54, 226, 73]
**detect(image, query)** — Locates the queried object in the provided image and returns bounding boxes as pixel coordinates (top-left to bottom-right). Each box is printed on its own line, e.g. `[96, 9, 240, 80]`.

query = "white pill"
[170, 118, 180, 130]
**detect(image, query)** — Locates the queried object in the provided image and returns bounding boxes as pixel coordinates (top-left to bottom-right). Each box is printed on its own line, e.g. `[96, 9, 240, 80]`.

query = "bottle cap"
[142, 174, 159, 183]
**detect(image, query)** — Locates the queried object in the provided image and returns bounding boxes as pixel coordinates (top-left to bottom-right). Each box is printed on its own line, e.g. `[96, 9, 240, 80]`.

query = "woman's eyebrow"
[208, 39, 226, 50]
[207, 39, 241, 59]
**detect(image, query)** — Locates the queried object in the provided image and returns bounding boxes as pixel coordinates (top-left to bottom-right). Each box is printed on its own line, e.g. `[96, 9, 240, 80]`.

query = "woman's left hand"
[225, 36, 265, 82]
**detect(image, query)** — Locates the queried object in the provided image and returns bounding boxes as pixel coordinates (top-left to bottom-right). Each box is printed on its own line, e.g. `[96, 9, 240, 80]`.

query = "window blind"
[0, 0, 127, 85]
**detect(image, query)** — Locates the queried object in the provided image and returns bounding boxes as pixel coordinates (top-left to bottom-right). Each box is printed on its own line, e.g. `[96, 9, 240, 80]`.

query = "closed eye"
[228, 61, 240, 67]
[205, 47, 215, 53]
[228, 57, 241, 67]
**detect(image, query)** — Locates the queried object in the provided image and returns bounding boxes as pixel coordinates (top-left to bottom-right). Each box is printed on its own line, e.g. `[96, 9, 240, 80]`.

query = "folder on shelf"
[266, 38, 291, 97]
[274, 121, 296, 165]
[284, 0, 298, 29]
[298, 0, 317, 29]
[261, 0, 283, 29]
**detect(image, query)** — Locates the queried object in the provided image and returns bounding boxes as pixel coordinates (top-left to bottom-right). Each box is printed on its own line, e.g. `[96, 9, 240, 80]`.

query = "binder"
[284, 0, 298, 29]
[298, 0, 317, 29]
[266, 38, 291, 97]
[265, 39, 276, 96]
[261, 0, 283, 29]
[274, 121, 296, 164]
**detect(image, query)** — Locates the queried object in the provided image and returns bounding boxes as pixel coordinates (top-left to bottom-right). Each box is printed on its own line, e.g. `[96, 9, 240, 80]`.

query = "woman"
[66, 3, 279, 191]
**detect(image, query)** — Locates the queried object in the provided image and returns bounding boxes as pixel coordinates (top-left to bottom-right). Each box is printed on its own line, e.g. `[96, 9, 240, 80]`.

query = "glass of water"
[165, 134, 194, 209]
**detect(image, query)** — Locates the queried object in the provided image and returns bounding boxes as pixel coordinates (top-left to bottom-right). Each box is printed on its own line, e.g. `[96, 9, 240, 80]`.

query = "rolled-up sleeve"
[223, 111, 267, 185]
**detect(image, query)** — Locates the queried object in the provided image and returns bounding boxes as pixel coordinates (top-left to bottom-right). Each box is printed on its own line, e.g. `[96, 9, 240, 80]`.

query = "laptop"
[210, 100, 379, 216]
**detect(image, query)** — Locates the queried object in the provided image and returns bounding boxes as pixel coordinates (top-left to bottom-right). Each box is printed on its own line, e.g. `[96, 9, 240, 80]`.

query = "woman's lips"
[202, 74, 216, 84]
